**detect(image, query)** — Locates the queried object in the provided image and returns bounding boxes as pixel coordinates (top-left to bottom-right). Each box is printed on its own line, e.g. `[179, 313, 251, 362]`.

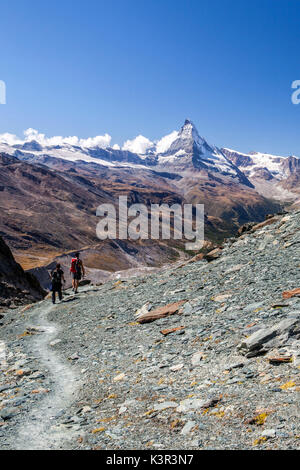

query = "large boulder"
[238, 315, 300, 357]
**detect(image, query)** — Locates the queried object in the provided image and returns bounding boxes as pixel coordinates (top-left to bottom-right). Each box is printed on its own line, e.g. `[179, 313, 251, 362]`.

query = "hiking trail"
[14, 303, 81, 450]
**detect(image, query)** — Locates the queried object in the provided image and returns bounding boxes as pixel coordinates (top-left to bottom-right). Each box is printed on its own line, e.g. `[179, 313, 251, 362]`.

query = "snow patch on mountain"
[0, 141, 150, 170]
[223, 148, 300, 180]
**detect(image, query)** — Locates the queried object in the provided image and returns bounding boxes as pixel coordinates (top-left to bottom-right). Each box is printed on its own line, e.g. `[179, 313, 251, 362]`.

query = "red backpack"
[70, 258, 79, 273]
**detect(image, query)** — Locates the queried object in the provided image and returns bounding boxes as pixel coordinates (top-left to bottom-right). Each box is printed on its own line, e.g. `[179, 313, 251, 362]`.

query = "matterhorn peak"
[181, 118, 198, 133]
[183, 118, 194, 126]
[153, 119, 252, 185]
[179, 119, 206, 148]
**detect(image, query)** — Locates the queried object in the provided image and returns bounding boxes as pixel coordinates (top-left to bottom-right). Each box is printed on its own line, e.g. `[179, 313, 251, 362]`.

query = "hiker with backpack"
[70, 252, 85, 294]
[51, 263, 65, 304]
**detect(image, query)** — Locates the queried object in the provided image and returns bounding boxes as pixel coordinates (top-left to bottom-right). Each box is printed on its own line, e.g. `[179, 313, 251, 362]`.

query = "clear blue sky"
[0, 0, 300, 155]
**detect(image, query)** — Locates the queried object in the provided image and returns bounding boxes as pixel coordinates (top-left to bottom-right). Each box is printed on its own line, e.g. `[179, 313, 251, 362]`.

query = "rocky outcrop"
[0, 236, 46, 309]
[238, 316, 300, 358]
[237, 213, 286, 237]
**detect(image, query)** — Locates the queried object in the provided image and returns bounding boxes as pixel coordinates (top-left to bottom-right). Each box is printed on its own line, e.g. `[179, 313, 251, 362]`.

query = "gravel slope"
[1, 211, 300, 450]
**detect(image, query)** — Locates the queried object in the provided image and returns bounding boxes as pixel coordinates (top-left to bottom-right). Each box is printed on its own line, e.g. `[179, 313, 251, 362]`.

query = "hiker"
[70, 252, 85, 294]
[51, 263, 65, 304]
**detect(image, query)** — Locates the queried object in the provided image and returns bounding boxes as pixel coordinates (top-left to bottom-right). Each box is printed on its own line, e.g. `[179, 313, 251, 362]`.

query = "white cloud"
[0, 132, 22, 145]
[0, 127, 179, 155]
[79, 134, 111, 148]
[156, 130, 178, 154]
[0, 128, 112, 149]
[122, 135, 154, 154]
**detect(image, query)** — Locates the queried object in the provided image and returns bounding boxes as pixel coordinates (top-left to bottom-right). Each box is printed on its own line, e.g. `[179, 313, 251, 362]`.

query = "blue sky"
[0, 0, 300, 155]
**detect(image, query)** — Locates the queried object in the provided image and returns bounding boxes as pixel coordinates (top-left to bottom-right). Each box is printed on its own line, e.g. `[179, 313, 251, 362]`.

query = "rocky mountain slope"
[0, 236, 45, 310]
[0, 153, 185, 270]
[0, 209, 299, 450]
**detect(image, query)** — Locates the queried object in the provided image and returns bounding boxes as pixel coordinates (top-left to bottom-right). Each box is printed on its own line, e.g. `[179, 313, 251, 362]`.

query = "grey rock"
[181, 420, 196, 435]
[274, 318, 299, 335]
[243, 302, 264, 313]
[190, 439, 203, 447]
[153, 402, 178, 412]
[3, 396, 27, 407]
[0, 407, 19, 420]
[261, 429, 276, 439]
[177, 397, 219, 413]
[225, 362, 245, 371]
[238, 328, 277, 353]
[0, 384, 17, 393]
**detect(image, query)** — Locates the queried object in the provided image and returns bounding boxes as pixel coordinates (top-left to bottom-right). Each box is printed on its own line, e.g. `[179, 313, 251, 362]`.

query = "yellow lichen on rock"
[91, 427, 105, 434]
[253, 436, 267, 446]
[280, 381, 296, 390]
[255, 412, 269, 425]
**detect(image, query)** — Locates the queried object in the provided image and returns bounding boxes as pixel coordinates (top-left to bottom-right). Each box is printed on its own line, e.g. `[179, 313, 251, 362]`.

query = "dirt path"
[13, 303, 81, 450]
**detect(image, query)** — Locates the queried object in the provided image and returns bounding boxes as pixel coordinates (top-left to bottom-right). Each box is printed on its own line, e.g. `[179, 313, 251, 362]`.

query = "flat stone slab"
[153, 401, 178, 412]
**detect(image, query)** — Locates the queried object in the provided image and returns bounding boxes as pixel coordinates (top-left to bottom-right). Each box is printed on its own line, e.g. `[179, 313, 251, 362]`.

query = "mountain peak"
[178, 119, 205, 148]
[181, 119, 198, 133]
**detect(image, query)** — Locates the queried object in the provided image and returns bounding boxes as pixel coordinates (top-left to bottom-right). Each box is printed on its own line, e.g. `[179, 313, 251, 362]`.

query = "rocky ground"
[1, 210, 300, 450]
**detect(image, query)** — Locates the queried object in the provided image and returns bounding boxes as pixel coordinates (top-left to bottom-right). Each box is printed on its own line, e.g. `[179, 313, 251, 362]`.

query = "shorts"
[72, 272, 82, 281]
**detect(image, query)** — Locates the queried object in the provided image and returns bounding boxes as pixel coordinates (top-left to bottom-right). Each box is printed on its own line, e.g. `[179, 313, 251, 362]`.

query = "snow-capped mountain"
[155, 120, 251, 184]
[223, 148, 300, 203]
[222, 148, 300, 180]
[2, 119, 300, 202]
[0, 140, 150, 170]
[0, 120, 252, 186]
[157, 120, 234, 172]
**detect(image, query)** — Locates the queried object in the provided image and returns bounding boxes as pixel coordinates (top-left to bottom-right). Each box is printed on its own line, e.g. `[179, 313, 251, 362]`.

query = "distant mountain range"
[2, 119, 299, 204]
[223, 148, 300, 205]
[1, 119, 295, 273]
[0, 120, 254, 184]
